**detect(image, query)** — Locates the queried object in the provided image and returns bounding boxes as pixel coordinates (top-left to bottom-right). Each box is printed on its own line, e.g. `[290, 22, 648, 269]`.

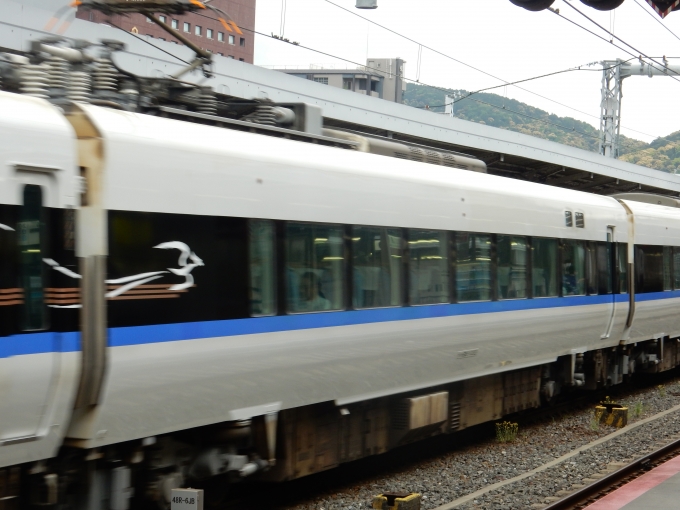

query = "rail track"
[543, 436, 680, 510]
[216, 373, 680, 510]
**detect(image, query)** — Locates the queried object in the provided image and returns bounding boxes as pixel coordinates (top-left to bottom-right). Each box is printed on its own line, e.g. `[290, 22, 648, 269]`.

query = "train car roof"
[0, 92, 78, 208]
[620, 199, 680, 247]
[81, 103, 629, 242]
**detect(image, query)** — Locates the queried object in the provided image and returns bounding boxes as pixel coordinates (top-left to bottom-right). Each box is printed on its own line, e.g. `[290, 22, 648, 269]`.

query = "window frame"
[248, 219, 277, 317]
[407, 228, 450, 306]
[284, 221, 347, 314]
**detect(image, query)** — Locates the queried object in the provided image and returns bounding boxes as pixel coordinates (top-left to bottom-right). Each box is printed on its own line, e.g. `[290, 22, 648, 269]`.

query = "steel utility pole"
[600, 58, 680, 158]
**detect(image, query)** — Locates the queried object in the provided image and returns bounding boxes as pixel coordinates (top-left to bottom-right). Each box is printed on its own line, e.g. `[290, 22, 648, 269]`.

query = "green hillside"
[402, 82, 652, 162]
[619, 130, 680, 172]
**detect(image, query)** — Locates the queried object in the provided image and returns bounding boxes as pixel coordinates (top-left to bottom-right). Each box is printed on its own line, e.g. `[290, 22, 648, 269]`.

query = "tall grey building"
[366, 58, 406, 103]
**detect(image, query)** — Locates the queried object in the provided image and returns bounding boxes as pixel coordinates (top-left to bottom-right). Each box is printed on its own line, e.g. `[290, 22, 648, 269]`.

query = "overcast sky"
[253, 0, 680, 143]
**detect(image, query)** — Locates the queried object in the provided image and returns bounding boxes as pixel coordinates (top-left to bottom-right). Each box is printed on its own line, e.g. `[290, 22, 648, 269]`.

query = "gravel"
[276, 377, 680, 510]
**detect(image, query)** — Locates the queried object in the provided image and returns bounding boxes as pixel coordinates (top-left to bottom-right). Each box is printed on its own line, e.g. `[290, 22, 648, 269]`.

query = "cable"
[435, 92, 641, 152]
[249, 25, 643, 151]
[106, 19, 191, 65]
[191, 11, 652, 151]
[196, 11, 601, 108]
[321, 1, 613, 130]
[279, 0, 287, 37]
[126, 10, 649, 153]
[634, 0, 680, 45]
[419, 60, 631, 107]
[561, 1, 680, 83]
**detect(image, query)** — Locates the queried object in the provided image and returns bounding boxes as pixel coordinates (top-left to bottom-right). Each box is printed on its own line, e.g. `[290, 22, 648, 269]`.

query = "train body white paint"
[2, 91, 680, 508]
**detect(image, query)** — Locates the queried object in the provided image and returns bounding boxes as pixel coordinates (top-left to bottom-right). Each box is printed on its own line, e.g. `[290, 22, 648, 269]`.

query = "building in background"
[367, 58, 406, 103]
[274, 58, 406, 103]
[76, 0, 255, 63]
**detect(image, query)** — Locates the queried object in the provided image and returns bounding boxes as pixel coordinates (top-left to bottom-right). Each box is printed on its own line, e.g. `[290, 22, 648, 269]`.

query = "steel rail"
[543, 436, 680, 510]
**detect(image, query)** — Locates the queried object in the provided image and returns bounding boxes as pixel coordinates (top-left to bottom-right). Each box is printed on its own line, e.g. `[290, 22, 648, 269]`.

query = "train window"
[595, 242, 612, 295]
[562, 240, 586, 296]
[663, 246, 672, 291]
[249, 220, 276, 316]
[408, 229, 449, 305]
[532, 238, 558, 298]
[565, 211, 573, 227]
[617, 244, 628, 293]
[19, 185, 46, 330]
[456, 233, 491, 302]
[585, 242, 597, 295]
[575, 213, 585, 228]
[497, 236, 527, 299]
[674, 248, 680, 290]
[352, 226, 403, 308]
[286, 223, 344, 313]
[635, 245, 664, 294]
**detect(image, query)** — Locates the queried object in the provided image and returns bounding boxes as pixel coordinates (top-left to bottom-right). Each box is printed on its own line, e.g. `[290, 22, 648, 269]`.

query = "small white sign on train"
[170, 488, 203, 510]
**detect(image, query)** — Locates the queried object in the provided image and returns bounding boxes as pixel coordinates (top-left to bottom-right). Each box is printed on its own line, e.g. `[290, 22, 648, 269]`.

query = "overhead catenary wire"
[320, 0, 645, 135]
[430, 93, 644, 152]
[107, 19, 191, 65]
[633, 0, 680, 45]
[232, 22, 645, 151]
[419, 60, 632, 108]
[108, 10, 649, 153]
[560, 0, 680, 83]
[279, 0, 287, 37]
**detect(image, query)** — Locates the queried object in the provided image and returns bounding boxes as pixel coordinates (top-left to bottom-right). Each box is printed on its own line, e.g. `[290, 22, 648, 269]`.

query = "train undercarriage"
[3, 336, 676, 510]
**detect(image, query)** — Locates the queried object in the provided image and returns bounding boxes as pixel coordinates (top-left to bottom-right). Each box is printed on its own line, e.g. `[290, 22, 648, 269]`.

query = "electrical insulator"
[356, 0, 377, 9]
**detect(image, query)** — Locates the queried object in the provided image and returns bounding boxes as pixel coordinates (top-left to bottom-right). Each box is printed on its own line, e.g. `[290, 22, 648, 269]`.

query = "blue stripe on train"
[0, 292, 669, 357]
[108, 294, 630, 347]
[0, 331, 80, 358]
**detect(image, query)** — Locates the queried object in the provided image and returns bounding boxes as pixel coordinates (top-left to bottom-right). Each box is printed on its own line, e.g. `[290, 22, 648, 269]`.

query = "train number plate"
[170, 489, 203, 510]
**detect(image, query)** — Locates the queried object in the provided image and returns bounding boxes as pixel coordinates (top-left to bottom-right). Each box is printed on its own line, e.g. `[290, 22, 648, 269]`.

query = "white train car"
[1, 90, 679, 509]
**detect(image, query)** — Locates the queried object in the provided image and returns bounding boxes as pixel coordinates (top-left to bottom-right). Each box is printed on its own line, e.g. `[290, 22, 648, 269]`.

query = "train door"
[0, 183, 57, 442]
[601, 226, 617, 339]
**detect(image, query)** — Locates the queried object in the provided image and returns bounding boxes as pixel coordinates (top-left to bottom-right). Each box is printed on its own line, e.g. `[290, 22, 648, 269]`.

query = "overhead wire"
[212, 18, 645, 151]
[104, 9, 649, 153]
[106, 18, 191, 64]
[560, 0, 680, 82]
[279, 0, 287, 37]
[320, 0, 642, 134]
[418, 60, 630, 108]
[633, 0, 680, 45]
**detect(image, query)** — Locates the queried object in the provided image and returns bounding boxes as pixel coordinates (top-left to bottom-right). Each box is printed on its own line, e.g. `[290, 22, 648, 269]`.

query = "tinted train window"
[249, 220, 276, 316]
[635, 245, 664, 294]
[352, 226, 403, 308]
[497, 236, 527, 299]
[617, 243, 628, 293]
[456, 233, 491, 302]
[562, 240, 586, 296]
[19, 185, 46, 330]
[532, 238, 558, 298]
[585, 242, 597, 295]
[408, 229, 449, 305]
[674, 247, 680, 290]
[286, 223, 344, 313]
[595, 242, 612, 295]
[663, 246, 672, 291]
